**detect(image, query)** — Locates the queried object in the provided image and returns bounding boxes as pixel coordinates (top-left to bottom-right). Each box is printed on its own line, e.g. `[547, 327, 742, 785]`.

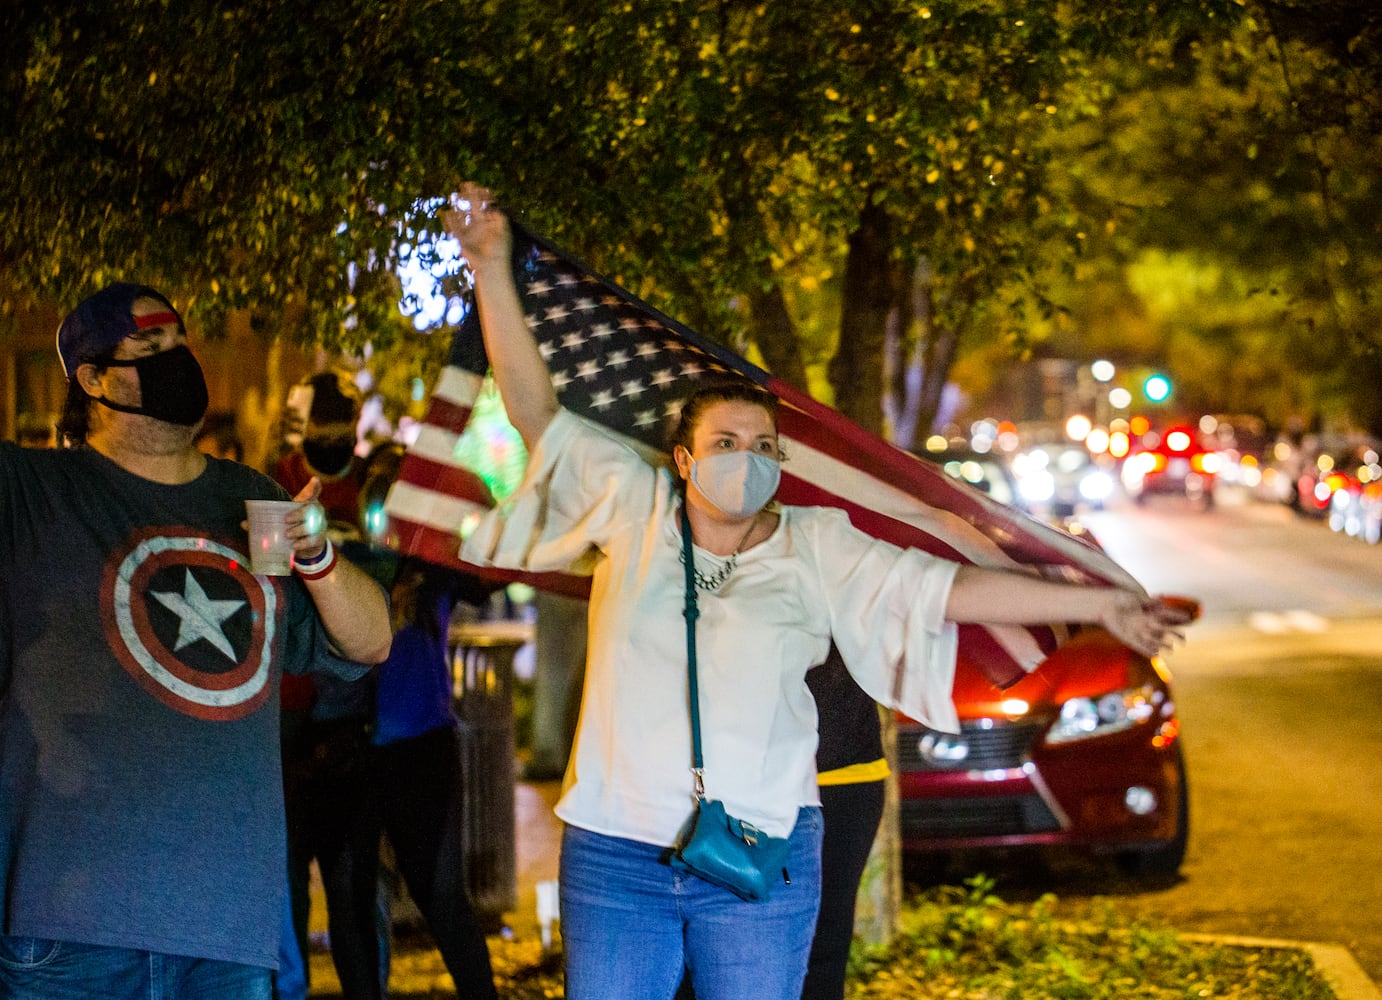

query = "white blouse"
[462, 409, 960, 846]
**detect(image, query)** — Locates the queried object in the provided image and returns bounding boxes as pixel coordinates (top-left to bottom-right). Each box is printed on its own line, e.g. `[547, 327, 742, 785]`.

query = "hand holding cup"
[242, 479, 329, 576]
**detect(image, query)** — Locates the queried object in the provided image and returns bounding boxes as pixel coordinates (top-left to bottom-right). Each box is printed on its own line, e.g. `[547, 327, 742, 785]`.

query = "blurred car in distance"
[1294, 444, 1375, 523]
[1256, 435, 1380, 523]
[1200, 413, 1269, 491]
[1252, 438, 1306, 507]
[1011, 444, 1116, 520]
[1121, 426, 1220, 508]
[1324, 447, 1382, 541]
[916, 446, 1025, 510]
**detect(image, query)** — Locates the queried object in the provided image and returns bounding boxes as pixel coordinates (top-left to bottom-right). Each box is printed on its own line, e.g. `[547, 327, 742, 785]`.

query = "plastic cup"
[244, 499, 299, 576]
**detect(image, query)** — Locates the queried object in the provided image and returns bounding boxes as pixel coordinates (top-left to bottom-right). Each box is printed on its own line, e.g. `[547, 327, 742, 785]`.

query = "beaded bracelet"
[294, 538, 337, 580]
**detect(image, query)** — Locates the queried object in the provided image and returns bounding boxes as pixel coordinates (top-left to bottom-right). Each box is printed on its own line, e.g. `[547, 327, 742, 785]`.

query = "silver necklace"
[680, 514, 759, 593]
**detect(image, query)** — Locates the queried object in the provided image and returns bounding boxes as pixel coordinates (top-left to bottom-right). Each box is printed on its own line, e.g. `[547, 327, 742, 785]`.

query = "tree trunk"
[747, 278, 809, 392]
[829, 201, 895, 437]
[853, 708, 902, 946]
[883, 257, 929, 452]
[915, 271, 972, 438]
[831, 202, 906, 948]
[714, 171, 809, 393]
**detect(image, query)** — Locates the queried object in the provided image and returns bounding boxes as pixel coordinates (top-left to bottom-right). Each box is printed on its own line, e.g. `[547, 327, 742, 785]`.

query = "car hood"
[944, 627, 1144, 721]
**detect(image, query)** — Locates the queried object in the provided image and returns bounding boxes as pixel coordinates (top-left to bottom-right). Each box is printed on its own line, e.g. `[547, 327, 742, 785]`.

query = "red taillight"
[1165, 430, 1193, 452]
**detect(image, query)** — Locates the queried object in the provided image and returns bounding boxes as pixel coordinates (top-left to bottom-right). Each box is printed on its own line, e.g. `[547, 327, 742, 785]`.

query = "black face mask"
[96, 345, 210, 427]
[302, 440, 356, 478]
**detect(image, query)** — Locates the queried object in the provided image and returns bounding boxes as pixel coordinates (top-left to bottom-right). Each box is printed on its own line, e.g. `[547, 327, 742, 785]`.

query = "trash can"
[449, 621, 532, 932]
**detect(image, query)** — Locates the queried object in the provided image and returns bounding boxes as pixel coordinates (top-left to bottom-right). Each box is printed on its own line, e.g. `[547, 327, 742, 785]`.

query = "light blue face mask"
[689, 450, 782, 517]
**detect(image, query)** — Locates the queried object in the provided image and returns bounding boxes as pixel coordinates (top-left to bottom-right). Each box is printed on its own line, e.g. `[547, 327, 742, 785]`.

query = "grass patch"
[845, 877, 1337, 1000]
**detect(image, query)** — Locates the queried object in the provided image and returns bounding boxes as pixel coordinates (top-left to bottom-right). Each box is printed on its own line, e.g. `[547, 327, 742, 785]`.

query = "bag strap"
[680, 501, 706, 797]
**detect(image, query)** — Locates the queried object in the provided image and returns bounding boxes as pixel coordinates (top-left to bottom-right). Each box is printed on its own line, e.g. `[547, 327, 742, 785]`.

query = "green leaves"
[3, 0, 1377, 432]
[0, 0, 484, 342]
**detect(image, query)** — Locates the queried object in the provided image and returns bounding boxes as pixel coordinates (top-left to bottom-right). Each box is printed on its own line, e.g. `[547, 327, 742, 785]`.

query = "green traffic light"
[1143, 374, 1172, 402]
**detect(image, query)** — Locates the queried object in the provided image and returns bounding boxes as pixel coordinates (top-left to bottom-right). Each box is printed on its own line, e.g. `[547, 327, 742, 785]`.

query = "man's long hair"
[56, 346, 118, 448]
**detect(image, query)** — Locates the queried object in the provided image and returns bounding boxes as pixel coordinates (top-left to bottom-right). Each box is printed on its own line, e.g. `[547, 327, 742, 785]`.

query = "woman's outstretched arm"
[945, 565, 1192, 659]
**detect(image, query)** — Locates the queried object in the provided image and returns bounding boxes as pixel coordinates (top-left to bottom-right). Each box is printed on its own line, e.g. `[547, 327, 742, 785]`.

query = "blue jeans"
[0, 935, 272, 1000]
[559, 806, 823, 1000]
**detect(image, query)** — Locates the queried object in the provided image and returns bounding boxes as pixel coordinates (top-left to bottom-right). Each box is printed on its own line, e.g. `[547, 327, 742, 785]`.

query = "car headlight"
[1018, 470, 1055, 503]
[1079, 470, 1114, 501]
[1045, 685, 1162, 744]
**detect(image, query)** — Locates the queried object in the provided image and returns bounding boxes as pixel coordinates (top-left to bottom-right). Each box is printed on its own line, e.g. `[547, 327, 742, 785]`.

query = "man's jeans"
[0, 934, 272, 1000]
[559, 806, 823, 1000]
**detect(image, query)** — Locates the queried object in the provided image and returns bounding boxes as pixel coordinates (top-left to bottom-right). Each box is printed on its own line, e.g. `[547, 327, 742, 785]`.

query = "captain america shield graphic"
[101, 528, 280, 720]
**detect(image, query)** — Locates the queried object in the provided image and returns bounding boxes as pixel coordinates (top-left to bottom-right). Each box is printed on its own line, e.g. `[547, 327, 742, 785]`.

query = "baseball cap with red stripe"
[56, 282, 184, 378]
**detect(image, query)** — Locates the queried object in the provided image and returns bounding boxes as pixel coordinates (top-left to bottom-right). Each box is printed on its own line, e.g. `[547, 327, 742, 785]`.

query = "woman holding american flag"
[440, 183, 1190, 1000]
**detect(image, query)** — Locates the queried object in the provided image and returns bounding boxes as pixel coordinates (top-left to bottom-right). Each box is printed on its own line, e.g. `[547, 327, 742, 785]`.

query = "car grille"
[896, 719, 1046, 773]
[900, 794, 1062, 839]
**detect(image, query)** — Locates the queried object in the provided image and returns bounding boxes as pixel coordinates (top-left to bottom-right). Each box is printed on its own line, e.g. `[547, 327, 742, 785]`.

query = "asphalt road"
[931, 488, 1382, 982]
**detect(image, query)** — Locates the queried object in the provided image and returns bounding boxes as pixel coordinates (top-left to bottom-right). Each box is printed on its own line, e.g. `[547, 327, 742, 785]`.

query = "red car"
[1121, 426, 1220, 508]
[896, 615, 1190, 879]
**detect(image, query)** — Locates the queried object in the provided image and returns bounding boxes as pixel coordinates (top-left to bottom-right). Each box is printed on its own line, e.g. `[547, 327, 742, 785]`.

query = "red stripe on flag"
[777, 471, 1060, 687]
[770, 377, 1105, 577]
[775, 474, 970, 564]
[955, 623, 1040, 689]
[421, 395, 475, 436]
[395, 453, 496, 507]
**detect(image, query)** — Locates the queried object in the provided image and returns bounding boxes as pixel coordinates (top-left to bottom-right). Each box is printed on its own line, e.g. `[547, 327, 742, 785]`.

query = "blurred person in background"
[274, 370, 366, 530]
[195, 410, 245, 463]
[272, 374, 386, 1000]
[354, 443, 501, 999]
[801, 648, 888, 1000]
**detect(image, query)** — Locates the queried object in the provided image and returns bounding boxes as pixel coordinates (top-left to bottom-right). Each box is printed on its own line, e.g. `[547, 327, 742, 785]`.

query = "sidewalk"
[504, 778, 564, 941]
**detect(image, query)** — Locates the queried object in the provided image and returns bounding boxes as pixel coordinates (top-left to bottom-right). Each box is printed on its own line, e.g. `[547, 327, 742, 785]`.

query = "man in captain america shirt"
[0, 282, 392, 999]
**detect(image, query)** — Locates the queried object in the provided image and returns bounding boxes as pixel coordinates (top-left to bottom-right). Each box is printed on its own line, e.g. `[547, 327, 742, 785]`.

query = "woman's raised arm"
[441, 183, 558, 451]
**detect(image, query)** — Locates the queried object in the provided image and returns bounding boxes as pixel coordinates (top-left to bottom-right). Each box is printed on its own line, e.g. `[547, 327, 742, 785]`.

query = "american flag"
[384, 220, 1144, 687]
